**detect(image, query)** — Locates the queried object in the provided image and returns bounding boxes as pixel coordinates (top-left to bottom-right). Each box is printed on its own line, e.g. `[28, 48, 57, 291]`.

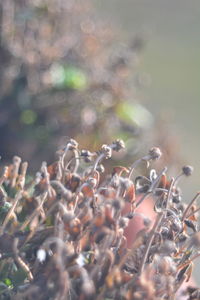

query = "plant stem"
[182, 192, 200, 221]
[138, 212, 164, 275]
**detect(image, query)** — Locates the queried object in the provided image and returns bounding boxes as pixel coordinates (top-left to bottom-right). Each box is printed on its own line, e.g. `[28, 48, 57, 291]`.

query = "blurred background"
[96, 0, 200, 283]
[0, 0, 199, 187]
[0, 0, 200, 283]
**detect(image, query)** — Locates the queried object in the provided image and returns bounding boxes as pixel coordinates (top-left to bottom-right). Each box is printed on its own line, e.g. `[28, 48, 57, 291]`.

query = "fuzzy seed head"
[111, 139, 125, 152]
[148, 147, 162, 160]
[101, 144, 112, 159]
[182, 165, 194, 176]
[67, 139, 78, 150]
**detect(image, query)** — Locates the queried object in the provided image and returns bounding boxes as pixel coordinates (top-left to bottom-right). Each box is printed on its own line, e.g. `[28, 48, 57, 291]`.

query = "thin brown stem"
[138, 212, 164, 275]
[13, 238, 33, 281]
[182, 192, 200, 221]
[19, 192, 47, 231]
[128, 155, 150, 179]
[165, 177, 174, 209]
[92, 153, 104, 172]
[136, 191, 152, 208]
[1, 191, 22, 234]
[185, 206, 200, 219]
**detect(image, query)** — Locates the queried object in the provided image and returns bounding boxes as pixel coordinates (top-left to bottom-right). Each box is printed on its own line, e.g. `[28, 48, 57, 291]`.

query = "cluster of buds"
[0, 140, 199, 300]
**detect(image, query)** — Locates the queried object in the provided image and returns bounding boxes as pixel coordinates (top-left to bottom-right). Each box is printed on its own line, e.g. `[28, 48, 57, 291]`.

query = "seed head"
[148, 147, 162, 160]
[67, 139, 78, 150]
[182, 165, 193, 176]
[111, 139, 125, 152]
[81, 150, 93, 162]
[101, 144, 112, 159]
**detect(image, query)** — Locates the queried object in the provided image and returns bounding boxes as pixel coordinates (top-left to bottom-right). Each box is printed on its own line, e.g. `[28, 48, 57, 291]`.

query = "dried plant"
[0, 139, 199, 300]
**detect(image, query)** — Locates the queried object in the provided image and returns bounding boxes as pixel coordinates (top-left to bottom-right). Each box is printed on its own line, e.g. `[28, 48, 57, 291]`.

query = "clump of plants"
[0, 0, 150, 168]
[0, 139, 199, 300]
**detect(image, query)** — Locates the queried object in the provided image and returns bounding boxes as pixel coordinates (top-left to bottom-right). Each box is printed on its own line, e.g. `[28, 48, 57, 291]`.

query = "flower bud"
[67, 139, 78, 150]
[101, 144, 112, 159]
[148, 147, 162, 160]
[182, 165, 193, 176]
[111, 139, 125, 152]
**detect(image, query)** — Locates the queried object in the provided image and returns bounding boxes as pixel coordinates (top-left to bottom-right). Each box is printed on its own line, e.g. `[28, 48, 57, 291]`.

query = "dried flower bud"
[81, 150, 93, 162]
[172, 194, 182, 204]
[111, 139, 125, 152]
[67, 139, 78, 150]
[101, 144, 112, 159]
[148, 147, 162, 160]
[182, 165, 193, 176]
[81, 150, 91, 157]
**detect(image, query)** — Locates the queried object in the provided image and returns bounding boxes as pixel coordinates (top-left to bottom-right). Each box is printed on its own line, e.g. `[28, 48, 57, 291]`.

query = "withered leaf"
[124, 184, 135, 204]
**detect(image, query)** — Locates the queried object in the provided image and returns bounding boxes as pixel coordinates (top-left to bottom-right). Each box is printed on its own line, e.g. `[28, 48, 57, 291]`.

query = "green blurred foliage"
[0, 0, 152, 170]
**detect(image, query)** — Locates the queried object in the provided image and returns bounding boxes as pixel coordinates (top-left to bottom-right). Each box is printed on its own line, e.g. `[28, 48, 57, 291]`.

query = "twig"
[182, 192, 200, 221]
[13, 238, 33, 281]
[138, 212, 164, 275]
[0, 191, 22, 234]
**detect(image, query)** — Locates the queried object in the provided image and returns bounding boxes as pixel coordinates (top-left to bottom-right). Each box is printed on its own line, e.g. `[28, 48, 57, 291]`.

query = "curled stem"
[92, 153, 104, 173]
[128, 155, 150, 179]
